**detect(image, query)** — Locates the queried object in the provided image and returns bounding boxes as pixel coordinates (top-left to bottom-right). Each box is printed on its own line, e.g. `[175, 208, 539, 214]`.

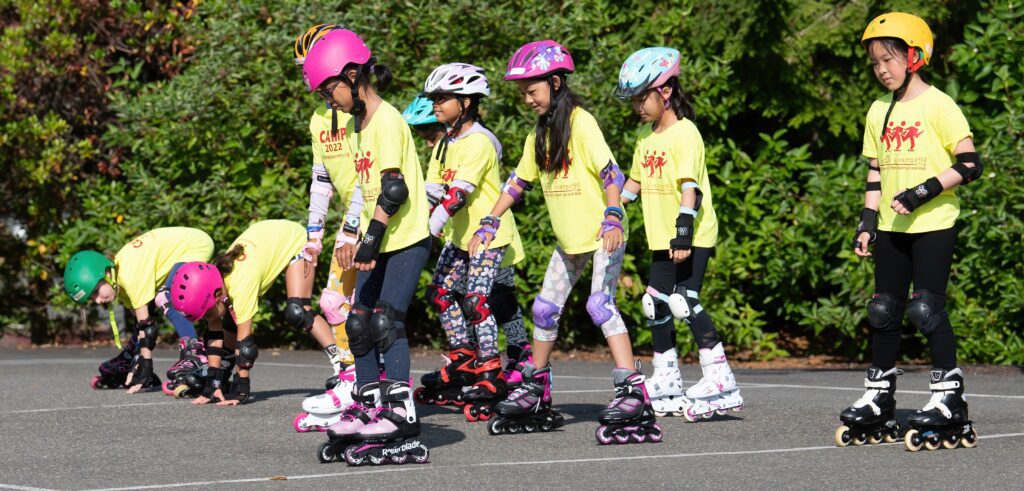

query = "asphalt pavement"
[1, 347, 1022, 490]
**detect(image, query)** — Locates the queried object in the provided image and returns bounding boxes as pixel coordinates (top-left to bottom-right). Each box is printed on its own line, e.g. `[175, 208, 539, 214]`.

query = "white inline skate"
[683, 343, 743, 421]
[294, 365, 356, 432]
[644, 349, 692, 417]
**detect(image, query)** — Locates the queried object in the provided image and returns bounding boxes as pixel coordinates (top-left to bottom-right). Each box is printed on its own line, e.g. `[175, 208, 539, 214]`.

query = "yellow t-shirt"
[862, 86, 972, 233]
[514, 107, 616, 254]
[426, 129, 521, 257]
[115, 228, 214, 309]
[346, 101, 429, 252]
[310, 105, 357, 205]
[224, 220, 306, 325]
[629, 119, 718, 250]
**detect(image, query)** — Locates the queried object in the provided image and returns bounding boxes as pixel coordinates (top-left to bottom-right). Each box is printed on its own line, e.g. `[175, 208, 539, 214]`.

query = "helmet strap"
[880, 68, 914, 147]
[331, 108, 339, 138]
[348, 59, 375, 134]
[907, 47, 926, 73]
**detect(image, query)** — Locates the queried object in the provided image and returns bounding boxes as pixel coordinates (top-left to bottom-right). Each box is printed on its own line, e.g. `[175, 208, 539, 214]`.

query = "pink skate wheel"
[293, 412, 311, 433]
[90, 376, 101, 390]
[161, 380, 175, 396]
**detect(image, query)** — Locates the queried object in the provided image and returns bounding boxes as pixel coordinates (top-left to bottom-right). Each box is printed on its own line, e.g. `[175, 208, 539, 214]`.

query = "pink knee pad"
[319, 289, 350, 326]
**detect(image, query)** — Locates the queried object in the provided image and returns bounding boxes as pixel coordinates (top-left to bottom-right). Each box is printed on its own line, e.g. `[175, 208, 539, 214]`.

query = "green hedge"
[3, 0, 1022, 363]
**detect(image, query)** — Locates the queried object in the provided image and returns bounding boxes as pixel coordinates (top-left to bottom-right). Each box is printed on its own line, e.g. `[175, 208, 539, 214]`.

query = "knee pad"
[867, 293, 905, 332]
[345, 304, 375, 357]
[585, 291, 619, 327]
[425, 284, 453, 312]
[284, 297, 316, 331]
[531, 296, 561, 331]
[236, 336, 258, 370]
[641, 286, 675, 322]
[318, 289, 350, 326]
[489, 283, 518, 325]
[369, 301, 406, 351]
[462, 293, 491, 325]
[137, 318, 158, 350]
[669, 287, 698, 320]
[907, 290, 948, 337]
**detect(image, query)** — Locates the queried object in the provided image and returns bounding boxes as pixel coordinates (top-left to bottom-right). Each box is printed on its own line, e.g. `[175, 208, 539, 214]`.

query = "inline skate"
[683, 343, 743, 421]
[413, 344, 477, 406]
[295, 365, 356, 432]
[317, 382, 382, 463]
[342, 380, 429, 466]
[462, 354, 507, 422]
[645, 349, 691, 417]
[181, 353, 235, 399]
[835, 367, 902, 446]
[904, 367, 977, 452]
[162, 337, 207, 396]
[488, 362, 564, 435]
[596, 367, 663, 444]
[89, 335, 139, 389]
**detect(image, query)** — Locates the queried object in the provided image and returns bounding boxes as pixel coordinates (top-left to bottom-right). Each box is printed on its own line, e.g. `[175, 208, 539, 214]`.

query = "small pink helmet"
[504, 40, 574, 81]
[170, 261, 225, 322]
[302, 28, 372, 92]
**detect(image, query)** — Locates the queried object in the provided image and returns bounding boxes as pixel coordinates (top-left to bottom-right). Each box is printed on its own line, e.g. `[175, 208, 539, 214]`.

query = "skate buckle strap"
[328, 391, 342, 407]
[864, 379, 891, 389]
[922, 398, 953, 419]
[931, 380, 961, 391]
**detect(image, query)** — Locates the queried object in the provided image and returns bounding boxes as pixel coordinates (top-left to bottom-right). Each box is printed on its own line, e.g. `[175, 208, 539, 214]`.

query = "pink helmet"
[504, 40, 574, 81]
[302, 28, 372, 92]
[170, 261, 225, 322]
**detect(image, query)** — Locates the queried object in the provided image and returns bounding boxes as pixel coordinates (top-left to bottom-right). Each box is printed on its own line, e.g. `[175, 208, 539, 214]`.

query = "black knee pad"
[489, 282, 517, 324]
[203, 330, 225, 344]
[462, 293, 491, 325]
[236, 336, 258, 369]
[370, 301, 406, 351]
[345, 304, 375, 356]
[137, 318, 158, 350]
[907, 290, 948, 337]
[284, 297, 315, 331]
[867, 293, 904, 332]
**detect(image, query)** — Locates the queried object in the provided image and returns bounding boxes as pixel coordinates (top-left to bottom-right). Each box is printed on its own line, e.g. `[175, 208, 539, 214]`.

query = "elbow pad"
[951, 152, 982, 184]
[600, 161, 625, 191]
[502, 172, 532, 204]
[377, 170, 409, 216]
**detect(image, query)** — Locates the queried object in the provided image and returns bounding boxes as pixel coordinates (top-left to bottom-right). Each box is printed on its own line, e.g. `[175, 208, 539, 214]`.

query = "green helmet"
[64, 250, 114, 304]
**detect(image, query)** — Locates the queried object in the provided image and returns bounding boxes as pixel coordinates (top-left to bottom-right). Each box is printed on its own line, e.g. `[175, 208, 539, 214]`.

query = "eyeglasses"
[316, 79, 343, 103]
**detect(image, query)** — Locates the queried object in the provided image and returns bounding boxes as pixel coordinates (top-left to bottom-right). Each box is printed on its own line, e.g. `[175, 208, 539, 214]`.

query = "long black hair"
[536, 73, 584, 173]
[328, 60, 394, 134]
[865, 37, 927, 135]
[662, 76, 695, 121]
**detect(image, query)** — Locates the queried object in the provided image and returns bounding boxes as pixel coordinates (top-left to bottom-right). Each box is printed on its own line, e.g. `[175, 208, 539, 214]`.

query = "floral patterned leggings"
[430, 243, 507, 358]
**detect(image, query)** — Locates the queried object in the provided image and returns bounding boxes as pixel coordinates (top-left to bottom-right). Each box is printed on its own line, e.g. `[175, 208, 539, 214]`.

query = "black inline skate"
[835, 367, 902, 447]
[125, 355, 161, 392]
[488, 362, 564, 435]
[342, 380, 429, 466]
[90, 335, 139, 389]
[162, 337, 207, 397]
[596, 368, 663, 444]
[318, 382, 382, 463]
[462, 354, 507, 423]
[187, 353, 235, 399]
[413, 344, 477, 407]
[904, 367, 977, 452]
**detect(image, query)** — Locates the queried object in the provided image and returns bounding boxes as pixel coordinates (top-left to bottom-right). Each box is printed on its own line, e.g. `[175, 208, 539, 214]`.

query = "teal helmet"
[402, 93, 439, 126]
[63, 250, 114, 304]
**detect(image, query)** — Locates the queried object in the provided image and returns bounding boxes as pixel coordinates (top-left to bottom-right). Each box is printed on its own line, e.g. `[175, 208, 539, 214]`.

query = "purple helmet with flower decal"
[504, 40, 574, 81]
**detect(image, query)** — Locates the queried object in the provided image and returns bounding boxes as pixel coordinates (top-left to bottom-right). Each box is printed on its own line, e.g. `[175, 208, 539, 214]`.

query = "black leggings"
[872, 228, 958, 369]
[647, 248, 720, 353]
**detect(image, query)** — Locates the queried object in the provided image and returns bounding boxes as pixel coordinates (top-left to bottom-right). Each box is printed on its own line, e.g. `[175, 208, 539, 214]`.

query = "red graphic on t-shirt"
[641, 150, 667, 178]
[881, 121, 925, 152]
[441, 168, 457, 183]
[355, 151, 374, 183]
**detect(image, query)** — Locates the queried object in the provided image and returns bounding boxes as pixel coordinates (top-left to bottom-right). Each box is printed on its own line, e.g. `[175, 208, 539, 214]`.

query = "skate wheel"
[463, 405, 479, 423]
[541, 421, 554, 432]
[390, 453, 408, 464]
[715, 409, 727, 416]
[173, 384, 191, 399]
[595, 425, 614, 445]
[90, 376, 101, 390]
[507, 423, 520, 434]
[293, 412, 311, 433]
[487, 417, 503, 436]
[671, 410, 686, 418]
[413, 387, 430, 405]
[632, 431, 647, 443]
[867, 432, 883, 445]
[924, 436, 942, 451]
[904, 429, 924, 452]
[682, 407, 699, 423]
[614, 431, 631, 444]
[317, 442, 336, 463]
[833, 426, 851, 447]
[452, 398, 466, 407]
[942, 436, 959, 449]
[161, 380, 175, 396]
[523, 422, 536, 433]
[961, 428, 978, 448]
[343, 445, 364, 466]
[654, 410, 667, 418]
[369, 453, 385, 465]
[434, 395, 449, 406]
[413, 445, 430, 463]
[478, 410, 491, 422]
[850, 433, 867, 446]
[648, 423, 663, 443]
[884, 425, 900, 443]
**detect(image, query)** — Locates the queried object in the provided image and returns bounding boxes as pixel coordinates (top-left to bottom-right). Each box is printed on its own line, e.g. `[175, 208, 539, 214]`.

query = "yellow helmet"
[294, 24, 338, 65]
[861, 12, 933, 71]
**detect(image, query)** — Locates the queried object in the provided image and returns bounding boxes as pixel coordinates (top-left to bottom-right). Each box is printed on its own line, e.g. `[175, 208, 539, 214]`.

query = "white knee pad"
[642, 290, 659, 320]
[667, 292, 691, 319]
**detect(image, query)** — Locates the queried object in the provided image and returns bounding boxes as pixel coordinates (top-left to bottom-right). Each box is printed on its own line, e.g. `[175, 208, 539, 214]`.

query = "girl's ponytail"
[212, 245, 244, 277]
[536, 74, 584, 173]
[664, 77, 695, 121]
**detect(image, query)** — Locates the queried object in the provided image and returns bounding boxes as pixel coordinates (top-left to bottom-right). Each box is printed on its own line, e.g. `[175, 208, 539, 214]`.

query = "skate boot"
[501, 344, 533, 388]
[904, 367, 977, 451]
[125, 356, 161, 392]
[317, 382, 383, 463]
[462, 354, 508, 422]
[596, 366, 663, 444]
[163, 337, 208, 397]
[645, 349, 691, 417]
[295, 365, 357, 433]
[342, 380, 430, 466]
[185, 353, 234, 399]
[488, 362, 564, 435]
[834, 367, 902, 446]
[413, 344, 477, 406]
[683, 343, 743, 421]
[90, 336, 139, 389]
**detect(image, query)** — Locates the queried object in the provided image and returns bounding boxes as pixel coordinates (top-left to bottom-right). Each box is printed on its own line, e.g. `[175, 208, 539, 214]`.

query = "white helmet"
[423, 63, 490, 97]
